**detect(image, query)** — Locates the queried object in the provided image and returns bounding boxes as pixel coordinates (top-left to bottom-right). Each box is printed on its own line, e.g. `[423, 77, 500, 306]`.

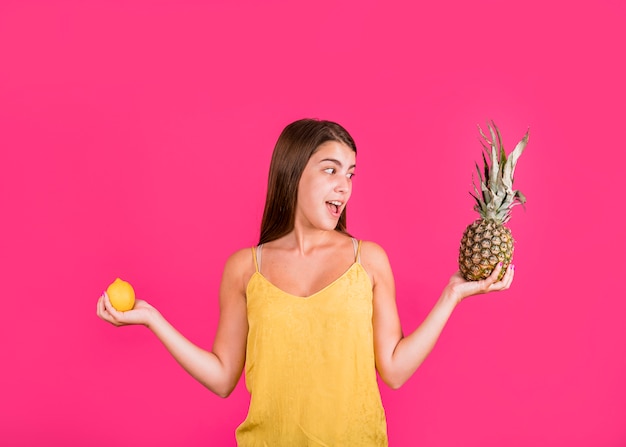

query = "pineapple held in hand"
[459, 121, 529, 281]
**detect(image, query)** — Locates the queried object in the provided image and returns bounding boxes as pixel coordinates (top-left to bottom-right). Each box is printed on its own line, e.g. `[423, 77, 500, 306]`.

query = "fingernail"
[511, 264, 515, 270]
[499, 262, 503, 267]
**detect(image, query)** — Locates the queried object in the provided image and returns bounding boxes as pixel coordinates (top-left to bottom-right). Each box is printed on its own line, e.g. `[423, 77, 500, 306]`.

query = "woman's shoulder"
[227, 246, 256, 261]
[222, 246, 257, 279]
[358, 239, 389, 260]
[356, 240, 393, 286]
[358, 239, 392, 270]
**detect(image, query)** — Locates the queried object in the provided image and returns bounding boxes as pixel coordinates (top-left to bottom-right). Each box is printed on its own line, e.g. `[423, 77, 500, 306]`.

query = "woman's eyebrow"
[319, 158, 356, 169]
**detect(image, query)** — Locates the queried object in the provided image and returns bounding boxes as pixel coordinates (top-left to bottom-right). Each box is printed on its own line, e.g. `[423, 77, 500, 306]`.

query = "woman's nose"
[335, 175, 350, 193]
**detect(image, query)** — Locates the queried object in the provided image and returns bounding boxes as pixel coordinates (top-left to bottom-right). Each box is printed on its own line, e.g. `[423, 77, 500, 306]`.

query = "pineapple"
[458, 121, 529, 281]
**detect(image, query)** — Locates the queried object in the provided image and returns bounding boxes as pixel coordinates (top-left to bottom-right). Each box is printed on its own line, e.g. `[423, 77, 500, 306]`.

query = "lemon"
[106, 278, 136, 311]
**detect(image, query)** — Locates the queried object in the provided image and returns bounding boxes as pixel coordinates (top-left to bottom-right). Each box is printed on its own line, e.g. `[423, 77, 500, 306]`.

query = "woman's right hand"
[96, 291, 158, 327]
[444, 262, 515, 305]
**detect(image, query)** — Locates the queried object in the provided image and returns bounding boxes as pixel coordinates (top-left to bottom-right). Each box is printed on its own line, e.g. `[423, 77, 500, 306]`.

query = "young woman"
[97, 119, 514, 446]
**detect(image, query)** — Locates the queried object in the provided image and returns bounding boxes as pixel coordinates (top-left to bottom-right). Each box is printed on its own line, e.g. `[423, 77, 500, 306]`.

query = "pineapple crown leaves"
[469, 121, 529, 223]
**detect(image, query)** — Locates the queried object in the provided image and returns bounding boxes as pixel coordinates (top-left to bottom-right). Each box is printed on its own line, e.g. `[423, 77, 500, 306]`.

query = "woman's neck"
[273, 228, 342, 256]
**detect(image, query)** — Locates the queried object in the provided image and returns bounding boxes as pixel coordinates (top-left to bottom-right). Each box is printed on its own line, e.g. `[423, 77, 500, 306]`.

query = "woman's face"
[295, 140, 356, 232]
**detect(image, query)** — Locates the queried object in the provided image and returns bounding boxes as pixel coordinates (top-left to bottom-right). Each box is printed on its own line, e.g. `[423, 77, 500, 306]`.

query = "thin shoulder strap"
[352, 238, 362, 264]
[254, 244, 263, 272]
[251, 247, 258, 272]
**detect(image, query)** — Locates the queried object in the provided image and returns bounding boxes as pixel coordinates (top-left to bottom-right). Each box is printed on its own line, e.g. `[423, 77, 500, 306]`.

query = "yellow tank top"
[235, 240, 388, 446]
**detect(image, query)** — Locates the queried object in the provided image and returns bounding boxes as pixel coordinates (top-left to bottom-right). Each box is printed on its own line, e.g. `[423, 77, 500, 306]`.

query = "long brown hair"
[259, 118, 357, 245]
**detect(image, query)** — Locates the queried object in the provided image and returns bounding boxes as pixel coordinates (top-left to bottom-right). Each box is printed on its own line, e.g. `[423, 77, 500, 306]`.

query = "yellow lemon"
[106, 278, 136, 311]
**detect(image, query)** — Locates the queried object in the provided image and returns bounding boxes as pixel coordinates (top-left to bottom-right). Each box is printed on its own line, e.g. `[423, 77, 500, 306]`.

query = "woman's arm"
[96, 248, 251, 398]
[362, 241, 514, 389]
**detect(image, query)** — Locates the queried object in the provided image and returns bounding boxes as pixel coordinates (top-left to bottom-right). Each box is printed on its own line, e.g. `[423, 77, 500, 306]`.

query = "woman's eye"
[347, 173, 355, 179]
[324, 168, 335, 174]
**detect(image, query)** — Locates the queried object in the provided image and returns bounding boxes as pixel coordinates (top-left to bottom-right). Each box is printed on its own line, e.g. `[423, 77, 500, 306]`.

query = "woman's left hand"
[446, 263, 515, 304]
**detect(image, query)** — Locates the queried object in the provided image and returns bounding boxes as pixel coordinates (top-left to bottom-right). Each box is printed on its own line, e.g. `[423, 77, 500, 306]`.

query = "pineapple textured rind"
[459, 219, 514, 281]
[459, 121, 529, 281]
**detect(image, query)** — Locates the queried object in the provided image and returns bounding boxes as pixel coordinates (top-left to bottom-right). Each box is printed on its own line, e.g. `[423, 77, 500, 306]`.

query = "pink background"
[1, 1, 625, 446]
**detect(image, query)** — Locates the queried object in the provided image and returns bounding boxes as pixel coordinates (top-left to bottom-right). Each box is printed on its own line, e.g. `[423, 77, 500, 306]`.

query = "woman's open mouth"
[326, 200, 343, 217]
